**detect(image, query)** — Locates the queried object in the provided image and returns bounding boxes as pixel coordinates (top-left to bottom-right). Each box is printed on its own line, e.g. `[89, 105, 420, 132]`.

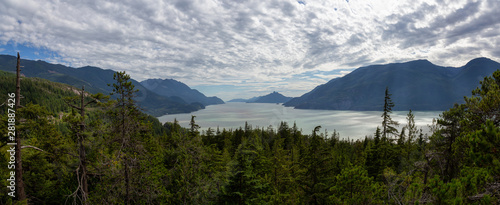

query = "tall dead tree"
[15, 52, 27, 201]
[65, 86, 106, 205]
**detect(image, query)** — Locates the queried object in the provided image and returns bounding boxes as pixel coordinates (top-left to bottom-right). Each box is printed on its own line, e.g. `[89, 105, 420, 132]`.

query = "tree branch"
[21, 145, 45, 152]
[84, 99, 98, 107]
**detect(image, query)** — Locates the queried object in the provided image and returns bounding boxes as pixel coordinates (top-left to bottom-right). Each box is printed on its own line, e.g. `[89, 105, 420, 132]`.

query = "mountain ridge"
[284, 57, 500, 111]
[0, 54, 220, 116]
[140, 78, 224, 106]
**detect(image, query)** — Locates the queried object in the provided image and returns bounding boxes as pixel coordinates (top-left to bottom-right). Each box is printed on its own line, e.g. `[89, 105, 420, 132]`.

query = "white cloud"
[0, 0, 499, 99]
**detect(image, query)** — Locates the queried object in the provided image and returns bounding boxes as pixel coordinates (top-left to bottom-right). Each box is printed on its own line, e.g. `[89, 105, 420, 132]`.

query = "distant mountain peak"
[254, 92, 292, 103]
[398, 59, 435, 67]
[409, 59, 432, 63]
[229, 91, 292, 104]
[465, 57, 496, 66]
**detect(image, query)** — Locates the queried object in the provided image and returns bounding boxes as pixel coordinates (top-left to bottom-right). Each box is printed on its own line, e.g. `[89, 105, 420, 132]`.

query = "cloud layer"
[1, 0, 499, 100]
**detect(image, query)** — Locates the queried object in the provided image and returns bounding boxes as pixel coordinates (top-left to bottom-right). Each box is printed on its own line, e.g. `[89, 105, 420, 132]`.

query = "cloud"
[0, 0, 499, 99]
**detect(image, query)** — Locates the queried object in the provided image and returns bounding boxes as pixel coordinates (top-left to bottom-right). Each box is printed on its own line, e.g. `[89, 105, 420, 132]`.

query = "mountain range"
[140, 78, 223, 106]
[284, 57, 500, 111]
[228, 91, 293, 103]
[0, 54, 222, 116]
[2, 54, 499, 114]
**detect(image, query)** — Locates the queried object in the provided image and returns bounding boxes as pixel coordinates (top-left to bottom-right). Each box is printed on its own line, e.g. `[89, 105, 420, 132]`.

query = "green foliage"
[330, 165, 384, 204]
[0, 75, 78, 115]
[189, 115, 200, 137]
[222, 132, 271, 204]
[18, 103, 74, 204]
[430, 70, 500, 181]
[428, 167, 491, 204]
[461, 120, 500, 176]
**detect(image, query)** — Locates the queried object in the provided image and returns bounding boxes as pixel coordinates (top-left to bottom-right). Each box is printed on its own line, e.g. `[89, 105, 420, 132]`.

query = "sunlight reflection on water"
[157, 102, 442, 140]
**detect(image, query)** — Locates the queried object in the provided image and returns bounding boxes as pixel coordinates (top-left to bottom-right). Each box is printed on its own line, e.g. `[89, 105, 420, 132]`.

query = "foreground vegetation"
[0, 69, 499, 204]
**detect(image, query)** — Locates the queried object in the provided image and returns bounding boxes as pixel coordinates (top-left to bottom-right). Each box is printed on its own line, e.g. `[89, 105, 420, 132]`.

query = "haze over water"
[158, 102, 441, 140]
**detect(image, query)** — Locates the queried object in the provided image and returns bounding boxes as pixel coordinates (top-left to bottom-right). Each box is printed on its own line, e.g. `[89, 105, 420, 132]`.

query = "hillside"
[0, 55, 206, 116]
[228, 92, 292, 103]
[227, 98, 248, 103]
[284, 58, 500, 111]
[228, 96, 259, 103]
[0, 70, 79, 114]
[140, 78, 224, 106]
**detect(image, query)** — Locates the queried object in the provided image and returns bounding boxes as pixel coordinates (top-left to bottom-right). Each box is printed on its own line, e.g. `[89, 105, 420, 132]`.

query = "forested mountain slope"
[141, 78, 224, 106]
[0, 55, 209, 116]
[285, 58, 500, 111]
[0, 70, 79, 114]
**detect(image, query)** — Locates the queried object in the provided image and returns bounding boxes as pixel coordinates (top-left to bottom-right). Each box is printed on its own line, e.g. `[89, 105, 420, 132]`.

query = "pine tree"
[298, 126, 333, 204]
[223, 132, 270, 204]
[190, 115, 200, 137]
[330, 165, 384, 204]
[404, 110, 419, 168]
[381, 87, 399, 141]
[366, 127, 382, 180]
[104, 71, 146, 204]
[18, 103, 73, 204]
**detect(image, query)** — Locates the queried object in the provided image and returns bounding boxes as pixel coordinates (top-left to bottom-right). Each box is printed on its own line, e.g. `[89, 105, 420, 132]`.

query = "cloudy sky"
[1, 0, 499, 101]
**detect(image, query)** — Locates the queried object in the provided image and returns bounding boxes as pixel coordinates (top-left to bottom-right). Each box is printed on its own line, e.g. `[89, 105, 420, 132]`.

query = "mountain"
[245, 96, 261, 103]
[227, 98, 248, 102]
[284, 58, 500, 111]
[228, 92, 292, 103]
[252, 91, 293, 103]
[0, 54, 205, 116]
[228, 96, 259, 103]
[140, 79, 224, 106]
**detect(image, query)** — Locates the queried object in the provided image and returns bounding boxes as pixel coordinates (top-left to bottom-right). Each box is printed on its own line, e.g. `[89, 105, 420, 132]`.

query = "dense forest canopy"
[0, 67, 499, 204]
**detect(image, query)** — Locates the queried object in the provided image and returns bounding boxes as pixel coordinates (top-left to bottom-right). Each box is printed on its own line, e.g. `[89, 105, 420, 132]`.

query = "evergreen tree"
[298, 126, 333, 204]
[17, 103, 74, 204]
[427, 70, 500, 202]
[330, 165, 384, 204]
[100, 71, 149, 204]
[190, 115, 200, 137]
[222, 132, 270, 204]
[381, 87, 399, 141]
[366, 127, 383, 180]
[403, 110, 419, 169]
[268, 134, 294, 204]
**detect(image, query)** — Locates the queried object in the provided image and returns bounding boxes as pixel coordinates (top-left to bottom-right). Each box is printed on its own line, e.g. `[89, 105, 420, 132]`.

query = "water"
[157, 102, 442, 140]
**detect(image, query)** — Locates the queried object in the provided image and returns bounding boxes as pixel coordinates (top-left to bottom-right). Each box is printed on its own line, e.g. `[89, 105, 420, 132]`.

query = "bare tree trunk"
[121, 88, 130, 205]
[125, 156, 130, 205]
[65, 85, 98, 204]
[79, 86, 89, 204]
[15, 52, 27, 201]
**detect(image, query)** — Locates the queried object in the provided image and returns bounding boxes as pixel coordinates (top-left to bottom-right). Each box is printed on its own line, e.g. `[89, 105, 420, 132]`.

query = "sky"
[1, 0, 499, 101]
